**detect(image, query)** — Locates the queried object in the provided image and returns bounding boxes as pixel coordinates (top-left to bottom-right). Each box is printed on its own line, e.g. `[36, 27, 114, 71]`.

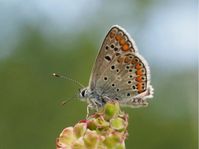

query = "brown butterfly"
[79, 25, 154, 111]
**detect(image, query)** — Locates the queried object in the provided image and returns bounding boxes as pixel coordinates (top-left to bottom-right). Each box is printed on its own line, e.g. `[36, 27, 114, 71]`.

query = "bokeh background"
[0, 0, 197, 148]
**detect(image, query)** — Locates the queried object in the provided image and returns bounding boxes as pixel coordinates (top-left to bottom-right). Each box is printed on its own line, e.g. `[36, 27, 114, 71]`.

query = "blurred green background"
[0, 0, 197, 148]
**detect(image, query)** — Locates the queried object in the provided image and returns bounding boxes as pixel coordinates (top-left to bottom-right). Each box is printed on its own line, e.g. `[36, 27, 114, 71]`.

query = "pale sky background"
[0, 0, 198, 70]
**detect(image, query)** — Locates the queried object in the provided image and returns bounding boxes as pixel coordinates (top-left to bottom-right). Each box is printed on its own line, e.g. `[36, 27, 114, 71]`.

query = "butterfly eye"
[80, 89, 86, 97]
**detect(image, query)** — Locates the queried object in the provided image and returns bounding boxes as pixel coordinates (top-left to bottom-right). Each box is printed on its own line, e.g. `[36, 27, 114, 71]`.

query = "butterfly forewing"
[89, 26, 136, 89]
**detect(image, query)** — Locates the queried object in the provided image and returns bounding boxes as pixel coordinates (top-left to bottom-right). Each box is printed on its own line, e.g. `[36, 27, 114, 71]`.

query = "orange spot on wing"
[131, 59, 137, 64]
[115, 34, 126, 46]
[136, 69, 143, 76]
[124, 56, 131, 63]
[136, 76, 142, 82]
[119, 38, 126, 45]
[122, 44, 129, 51]
[110, 31, 116, 38]
[115, 35, 122, 41]
[137, 83, 143, 92]
[135, 63, 142, 69]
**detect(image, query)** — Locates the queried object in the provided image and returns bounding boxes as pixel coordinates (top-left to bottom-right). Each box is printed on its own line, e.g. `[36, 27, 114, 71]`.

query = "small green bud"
[104, 101, 120, 120]
[72, 139, 85, 149]
[83, 130, 99, 149]
[103, 134, 121, 148]
[73, 122, 87, 138]
[110, 117, 126, 131]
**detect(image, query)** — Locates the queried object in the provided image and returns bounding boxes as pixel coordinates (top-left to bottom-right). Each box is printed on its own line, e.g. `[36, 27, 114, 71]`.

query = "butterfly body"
[80, 25, 153, 109]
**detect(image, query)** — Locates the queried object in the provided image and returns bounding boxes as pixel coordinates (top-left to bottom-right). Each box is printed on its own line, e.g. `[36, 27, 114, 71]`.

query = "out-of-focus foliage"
[57, 102, 128, 149]
[0, 0, 197, 149]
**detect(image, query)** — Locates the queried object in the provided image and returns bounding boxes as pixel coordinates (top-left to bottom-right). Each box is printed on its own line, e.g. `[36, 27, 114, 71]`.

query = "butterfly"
[79, 25, 153, 111]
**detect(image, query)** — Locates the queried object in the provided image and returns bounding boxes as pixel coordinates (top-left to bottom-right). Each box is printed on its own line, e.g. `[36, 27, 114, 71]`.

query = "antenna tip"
[52, 73, 60, 77]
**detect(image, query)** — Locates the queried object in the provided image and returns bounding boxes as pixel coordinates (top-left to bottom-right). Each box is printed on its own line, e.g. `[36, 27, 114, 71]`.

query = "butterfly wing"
[89, 25, 136, 89]
[88, 25, 153, 107]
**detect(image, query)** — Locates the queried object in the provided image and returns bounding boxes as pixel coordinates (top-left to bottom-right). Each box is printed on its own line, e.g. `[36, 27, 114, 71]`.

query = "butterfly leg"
[90, 98, 100, 111]
[86, 98, 99, 118]
[86, 104, 93, 118]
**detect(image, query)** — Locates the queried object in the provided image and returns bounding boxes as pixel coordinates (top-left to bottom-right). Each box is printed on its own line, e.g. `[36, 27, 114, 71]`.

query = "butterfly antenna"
[60, 93, 79, 106]
[60, 97, 74, 106]
[61, 99, 71, 106]
[52, 73, 85, 88]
